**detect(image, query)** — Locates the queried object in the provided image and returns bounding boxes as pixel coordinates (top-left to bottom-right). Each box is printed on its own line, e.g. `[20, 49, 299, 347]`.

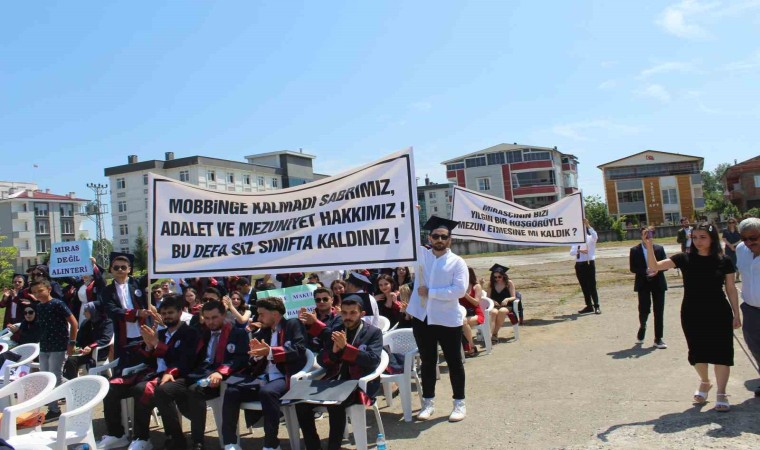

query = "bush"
[611, 215, 627, 241]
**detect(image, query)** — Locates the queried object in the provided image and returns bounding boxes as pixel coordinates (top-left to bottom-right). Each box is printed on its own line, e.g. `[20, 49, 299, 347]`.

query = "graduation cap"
[347, 272, 371, 289]
[109, 252, 135, 274]
[489, 263, 509, 274]
[423, 216, 460, 233]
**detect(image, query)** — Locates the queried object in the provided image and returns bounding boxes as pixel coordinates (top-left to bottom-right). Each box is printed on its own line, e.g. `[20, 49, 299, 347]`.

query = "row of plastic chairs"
[0, 372, 109, 449]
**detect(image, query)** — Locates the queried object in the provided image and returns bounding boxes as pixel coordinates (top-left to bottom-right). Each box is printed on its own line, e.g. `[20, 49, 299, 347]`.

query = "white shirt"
[406, 246, 469, 327]
[265, 326, 285, 381]
[684, 227, 692, 248]
[115, 280, 141, 338]
[736, 243, 760, 307]
[77, 285, 88, 325]
[569, 228, 598, 262]
[355, 290, 381, 328]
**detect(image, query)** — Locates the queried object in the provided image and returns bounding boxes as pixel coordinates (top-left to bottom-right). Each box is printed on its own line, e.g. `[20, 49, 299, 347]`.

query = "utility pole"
[85, 182, 110, 268]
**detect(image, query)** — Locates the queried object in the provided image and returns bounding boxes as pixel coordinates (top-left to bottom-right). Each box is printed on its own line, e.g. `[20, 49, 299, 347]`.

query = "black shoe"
[578, 306, 594, 314]
[192, 443, 205, 450]
[594, 306, 601, 315]
[755, 387, 760, 397]
[44, 410, 61, 423]
[636, 327, 646, 343]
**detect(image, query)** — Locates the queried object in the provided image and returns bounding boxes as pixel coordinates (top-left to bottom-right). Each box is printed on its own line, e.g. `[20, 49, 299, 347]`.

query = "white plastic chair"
[2, 375, 109, 450]
[345, 350, 389, 450]
[0, 371, 56, 418]
[476, 297, 495, 355]
[376, 316, 391, 333]
[380, 329, 421, 422]
[0, 342, 8, 355]
[87, 335, 115, 376]
[219, 349, 317, 449]
[482, 296, 520, 343]
[1, 343, 39, 386]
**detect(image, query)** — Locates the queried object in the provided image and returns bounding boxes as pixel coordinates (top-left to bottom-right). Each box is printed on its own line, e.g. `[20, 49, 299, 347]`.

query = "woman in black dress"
[644, 222, 741, 412]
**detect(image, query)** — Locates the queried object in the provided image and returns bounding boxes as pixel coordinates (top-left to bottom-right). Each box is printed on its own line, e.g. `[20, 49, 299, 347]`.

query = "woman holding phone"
[644, 222, 741, 412]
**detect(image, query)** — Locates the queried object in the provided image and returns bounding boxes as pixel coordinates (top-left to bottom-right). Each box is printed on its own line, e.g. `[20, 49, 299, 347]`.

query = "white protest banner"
[49, 240, 93, 278]
[257, 284, 319, 319]
[451, 186, 585, 246]
[148, 148, 419, 278]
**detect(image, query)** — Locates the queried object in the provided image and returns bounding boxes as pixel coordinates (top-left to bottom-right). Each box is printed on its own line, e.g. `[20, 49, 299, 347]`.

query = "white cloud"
[656, 0, 760, 40]
[635, 84, 672, 103]
[551, 120, 640, 141]
[722, 50, 760, 71]
[598, 80, 617, 90]
[638, 61, 696, 78]
[408, 101, 432, 112]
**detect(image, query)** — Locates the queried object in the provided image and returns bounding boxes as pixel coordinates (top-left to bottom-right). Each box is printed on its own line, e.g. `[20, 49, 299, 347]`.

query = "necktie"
[577, 246, 581, 260]
[206, 331, 221, 364]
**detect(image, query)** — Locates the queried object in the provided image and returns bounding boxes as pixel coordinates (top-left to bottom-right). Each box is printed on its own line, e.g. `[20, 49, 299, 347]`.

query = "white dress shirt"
[115, 280, 141, 338]
[406, 246, 469, 327]
[265, 326, 285, 381]
[569, 228, 598, 262]
[736, 243, 760, 307]
[355, 290, 381, 328]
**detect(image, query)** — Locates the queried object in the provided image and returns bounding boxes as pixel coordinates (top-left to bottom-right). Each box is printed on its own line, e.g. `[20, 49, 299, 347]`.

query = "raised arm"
[643, 232, 675, 272]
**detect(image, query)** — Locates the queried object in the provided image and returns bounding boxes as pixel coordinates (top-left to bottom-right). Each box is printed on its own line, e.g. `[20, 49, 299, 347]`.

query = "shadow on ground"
[606, 344, 657, 360]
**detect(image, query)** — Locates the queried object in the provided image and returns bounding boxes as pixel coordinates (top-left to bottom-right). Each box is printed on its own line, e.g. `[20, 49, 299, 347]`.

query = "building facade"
[721, 156, 760, 212]
[417, 177, 455, 239]
[598, 150, 704, 225]
[103, 151, 321, 254]
[0, 183, 89, 271]
[442, 143, 579, 209]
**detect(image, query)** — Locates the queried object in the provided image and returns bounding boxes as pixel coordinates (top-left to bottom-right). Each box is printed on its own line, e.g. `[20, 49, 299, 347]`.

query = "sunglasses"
[315, 296, 332, 303]
[112, 265, 129, 272]
[741, 235, 760, 243]
[152, 290, 163, 295]
[202, 296, 217, 302]
[30, 272, 43, 276]
[430, 234, 450, 240]
[24, 310, 35, 315]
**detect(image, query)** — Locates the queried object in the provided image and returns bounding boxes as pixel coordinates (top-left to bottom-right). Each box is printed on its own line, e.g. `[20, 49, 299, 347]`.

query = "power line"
[85, 183, 110, 268]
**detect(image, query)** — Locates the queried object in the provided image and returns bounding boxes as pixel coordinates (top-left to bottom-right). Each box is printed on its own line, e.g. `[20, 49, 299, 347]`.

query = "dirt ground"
[71, 243, 760, 449]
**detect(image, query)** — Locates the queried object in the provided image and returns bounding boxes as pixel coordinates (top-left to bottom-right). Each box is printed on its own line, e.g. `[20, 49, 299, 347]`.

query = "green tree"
[723, 203, 740, 220]
[746, 207, 760, 218]
[610, 215, 627, 241]
[133, 226, 148, 272]
[0, 236, 18, 288]
[583, 195, 613, 231]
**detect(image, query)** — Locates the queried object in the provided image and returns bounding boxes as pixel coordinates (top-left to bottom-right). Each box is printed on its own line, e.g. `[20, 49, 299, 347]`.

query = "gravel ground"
[57, 243, 760, 449]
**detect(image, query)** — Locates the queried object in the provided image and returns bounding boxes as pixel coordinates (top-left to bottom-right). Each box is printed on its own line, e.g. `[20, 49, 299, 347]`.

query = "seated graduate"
[63, 301, 114, 379]
[152, 300, 249, 450]
[299, 287, 343, 353]
[220, 296, 306, 450]
[295, 295, 383, 450]
[97, 295, 199, 450]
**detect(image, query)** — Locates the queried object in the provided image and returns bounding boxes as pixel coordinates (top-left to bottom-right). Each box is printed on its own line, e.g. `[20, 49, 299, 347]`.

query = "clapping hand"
[140, 323, 159, 348]
[298, 307, 317, 325]
[248, 338, 270, 358]
[331, 330, 347, 353]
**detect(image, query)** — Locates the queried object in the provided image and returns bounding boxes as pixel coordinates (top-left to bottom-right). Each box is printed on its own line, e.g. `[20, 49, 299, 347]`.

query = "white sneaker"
[263, 447, 282, 450]
[97, 435, 129, 450]
[127, 440, 153, 450]
[654, 339, 668, 349]
[223, 445, 242, 450]
[449, 399, 466, 422]
[417, 397, 435, 420]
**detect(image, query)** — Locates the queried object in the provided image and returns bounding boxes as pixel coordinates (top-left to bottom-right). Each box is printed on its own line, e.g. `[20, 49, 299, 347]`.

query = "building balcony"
[512, 185, 559, 196]
[18, 248, 36, 258]
[13, 230, 34, 239]
[12, 211, 34, 220]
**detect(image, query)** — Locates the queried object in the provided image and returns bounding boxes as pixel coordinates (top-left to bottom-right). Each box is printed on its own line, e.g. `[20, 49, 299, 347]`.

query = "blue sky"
[2, 1, 759, 239]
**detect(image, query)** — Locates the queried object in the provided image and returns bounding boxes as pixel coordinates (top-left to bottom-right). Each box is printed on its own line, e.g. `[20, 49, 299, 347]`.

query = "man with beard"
[406, 216, 469, 422]
[299, 287, 342, 353]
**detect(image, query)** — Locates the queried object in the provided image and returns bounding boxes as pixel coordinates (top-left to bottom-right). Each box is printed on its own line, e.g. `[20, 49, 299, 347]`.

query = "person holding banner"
[570, 219, 601, 315]
[406, 216, 469, 422]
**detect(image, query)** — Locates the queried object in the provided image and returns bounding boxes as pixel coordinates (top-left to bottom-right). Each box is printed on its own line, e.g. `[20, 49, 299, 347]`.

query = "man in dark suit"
[630, 226, 668, 349]
[295, 295, 383, 450]
[153, 299, 249, 450]
[299, 287, 343, 353]
[220, 296, 307, 450]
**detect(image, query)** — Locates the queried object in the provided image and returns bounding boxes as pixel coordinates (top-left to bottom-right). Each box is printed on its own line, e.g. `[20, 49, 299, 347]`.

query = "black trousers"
[638, 288, 665, 340]
[296, 399, 352, 450]
[220, 377, 286, 448]
[103, 381, 154, 440]
[575, 261, 599, 307]
[152, 378, 220, 446]
[412, 317, 465, 400]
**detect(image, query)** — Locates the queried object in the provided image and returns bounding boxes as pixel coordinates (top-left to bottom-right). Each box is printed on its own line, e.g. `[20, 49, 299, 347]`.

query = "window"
[477, 177, 491, 191]
[36, 220, 49, 234]
[662, 188, 678, 205]
[487, 152, 505, 165]
[34, 203, 49, 217]
[145, 198, 148, 209]
[121, 247, 130, 254]
[118, 201, 127, 213]
[429, 192, 436, 199]
[60, 203, 73, 217]
[617, 191, 644, 203]
[116, 178, 126, 189]
[523, 151, 551, 162]
[243, 174, 251, 185]
[61, 220, 74, 234]
[257, 176, 265, 186]
[120, 239, 129, 245]
[143, 174, 148, 185]
[272, 178, 279, 188]
[446, 163, 465, 171]
[664, 212, 681, 224]
[120, 224, 129, 236]
[755, 175, 760, 188]
[506, 150, 523, 164]
[179, 170, 190, 182]
[206, 170, 216, 182]
[465, 156, 486, 168]
[433, 207, 438, 212]
[512, 171, 555, 188]
[36, 238, 50, 253]
[227, 172, 235, 183]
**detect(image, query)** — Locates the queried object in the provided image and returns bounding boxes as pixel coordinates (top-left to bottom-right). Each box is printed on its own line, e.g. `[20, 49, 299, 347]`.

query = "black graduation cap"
[109, 252, 135, 274]
[422, 216, 460, 232]
[347, 272, 371, 289]
[489, 263, 509, 274]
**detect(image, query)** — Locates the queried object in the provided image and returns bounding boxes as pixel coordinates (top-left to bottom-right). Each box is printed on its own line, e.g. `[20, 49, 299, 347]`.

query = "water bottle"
[70, 444, 90, 450]
[196, 377, 210, 388]
[376, 433, 387, 450]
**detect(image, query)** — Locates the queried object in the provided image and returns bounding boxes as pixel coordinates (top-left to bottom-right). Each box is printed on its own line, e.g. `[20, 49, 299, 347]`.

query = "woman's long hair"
[375, 274, 399, 293]
[489, 270, 510, 296]
[394, 267, 412, 286]
[690, 221, 723, 257]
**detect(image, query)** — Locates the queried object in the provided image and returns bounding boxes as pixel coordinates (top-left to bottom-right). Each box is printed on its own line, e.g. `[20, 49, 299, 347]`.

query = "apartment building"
[417, 177, 455, 239]
[0, 182, 89, 271]
[103, 150, 322, 253]
[598, 150, 704, 225]
[721, 156, 760, 212]
[442, 143, 579, 209]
